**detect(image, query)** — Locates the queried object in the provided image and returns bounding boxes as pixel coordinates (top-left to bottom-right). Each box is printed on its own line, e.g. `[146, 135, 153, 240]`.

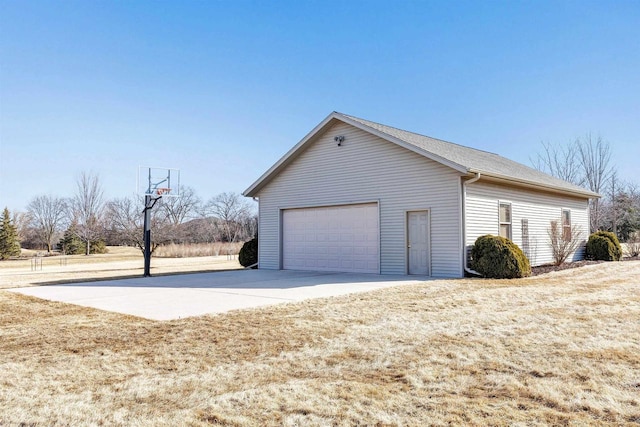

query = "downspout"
[462, 173, 482, 276]
[252, 197, 259, 269]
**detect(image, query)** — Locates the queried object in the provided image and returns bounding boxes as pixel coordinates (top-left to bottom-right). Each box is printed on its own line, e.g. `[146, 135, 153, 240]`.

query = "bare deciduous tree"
[243, 212, 258, 239]
[577, 134, 612, 233]
[577, 133, 612, 195]
[548, 220, 583, 265]
[532, 134, 612, 233]
[27, 195, 68, 252]
[11, 210, 31, 246]
[204, 192, 254, 243]
[105, 197, 140, 247]
[159, 186, 201, 226]
[180, 217, 222, 244]
[608, 171, 620, 236]
[531, 141, 583, 185]
[70, 172, 105, 255]
[106, 196, 174, 254]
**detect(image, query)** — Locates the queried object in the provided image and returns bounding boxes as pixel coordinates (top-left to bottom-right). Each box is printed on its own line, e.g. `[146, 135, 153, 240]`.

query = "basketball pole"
[142, 194, 160, 277]
[139, 166, 177, 278]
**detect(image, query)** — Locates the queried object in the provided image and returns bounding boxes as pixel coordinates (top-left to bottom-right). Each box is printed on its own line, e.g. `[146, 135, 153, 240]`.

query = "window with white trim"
[499, 202, 512, 239]
[562, 209, 571, 242]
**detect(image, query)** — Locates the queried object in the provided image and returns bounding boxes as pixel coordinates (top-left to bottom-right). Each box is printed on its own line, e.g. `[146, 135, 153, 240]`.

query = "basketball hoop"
[137, 166, 181, 278]
[138, 166, 181, 198]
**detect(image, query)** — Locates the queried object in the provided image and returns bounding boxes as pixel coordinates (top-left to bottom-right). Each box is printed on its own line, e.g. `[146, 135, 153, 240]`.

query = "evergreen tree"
[90, 239, 108, 254]
[59, 223, 108, 255]
[59, 223, 83, 255]
[0, 207, 21, 260]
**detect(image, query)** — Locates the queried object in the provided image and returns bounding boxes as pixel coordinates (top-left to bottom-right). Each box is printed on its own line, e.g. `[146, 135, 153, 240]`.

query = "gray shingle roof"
[340, 112, 599, 198]
[244, 111, 600, 198]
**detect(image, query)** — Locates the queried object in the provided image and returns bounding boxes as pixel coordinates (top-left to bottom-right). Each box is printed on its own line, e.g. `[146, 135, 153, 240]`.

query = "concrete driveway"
[8, 270, 426, 320]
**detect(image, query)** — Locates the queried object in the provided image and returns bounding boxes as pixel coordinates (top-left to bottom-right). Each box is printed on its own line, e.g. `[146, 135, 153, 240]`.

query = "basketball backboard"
[138, 166, 181, 198]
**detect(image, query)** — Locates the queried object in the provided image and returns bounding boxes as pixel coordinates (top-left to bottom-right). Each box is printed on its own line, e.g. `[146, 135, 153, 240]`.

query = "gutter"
[462, 173, 482, 276]
[468, 169, 600, 199]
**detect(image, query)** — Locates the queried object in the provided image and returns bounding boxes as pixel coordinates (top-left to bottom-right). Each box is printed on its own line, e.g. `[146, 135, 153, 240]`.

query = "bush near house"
[239, 237, 258, 267]
[471, 235, 531, 279]
[585, 231, 622, 261]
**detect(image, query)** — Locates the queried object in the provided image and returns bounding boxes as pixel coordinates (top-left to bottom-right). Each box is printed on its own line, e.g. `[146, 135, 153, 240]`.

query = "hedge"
[471, 234, 531, 279]
[585, 231, 622, 261]
[239, 237, 258, 267]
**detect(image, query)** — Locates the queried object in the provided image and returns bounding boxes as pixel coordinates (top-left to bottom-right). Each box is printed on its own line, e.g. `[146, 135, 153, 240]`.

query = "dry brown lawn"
[1, 262, 639, 426]
[0, 246, 242, 289]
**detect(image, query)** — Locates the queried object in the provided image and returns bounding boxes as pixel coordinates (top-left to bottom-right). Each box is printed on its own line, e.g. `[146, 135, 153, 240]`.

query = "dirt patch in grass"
[532, 258, 638, 276]
[532, 260, 605, 275]
[0, 261, 639, 425]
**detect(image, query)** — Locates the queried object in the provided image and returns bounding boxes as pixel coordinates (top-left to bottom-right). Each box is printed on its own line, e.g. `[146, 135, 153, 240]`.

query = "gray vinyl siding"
[465, 181, 590, 266]
[255, 121, 463, 277]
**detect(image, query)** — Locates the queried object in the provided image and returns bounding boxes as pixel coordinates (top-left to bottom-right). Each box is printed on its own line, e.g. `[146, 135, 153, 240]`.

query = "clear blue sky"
[1, 0, 639, 212]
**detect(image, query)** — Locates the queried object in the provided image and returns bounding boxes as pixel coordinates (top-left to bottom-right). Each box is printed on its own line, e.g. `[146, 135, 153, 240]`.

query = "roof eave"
[469, 170, 601, 199]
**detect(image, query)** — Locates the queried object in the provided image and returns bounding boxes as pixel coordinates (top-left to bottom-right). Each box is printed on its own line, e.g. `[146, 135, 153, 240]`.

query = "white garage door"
[282, 203, 379, 273]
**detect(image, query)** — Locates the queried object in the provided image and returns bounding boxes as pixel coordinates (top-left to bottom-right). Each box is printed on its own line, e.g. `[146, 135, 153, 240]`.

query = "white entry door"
[408, 210, 430, 275]
[282, 203, 379, 273]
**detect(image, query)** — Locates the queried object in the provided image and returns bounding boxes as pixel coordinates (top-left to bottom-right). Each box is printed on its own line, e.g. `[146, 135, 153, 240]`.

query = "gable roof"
[244, 112, 599, 199]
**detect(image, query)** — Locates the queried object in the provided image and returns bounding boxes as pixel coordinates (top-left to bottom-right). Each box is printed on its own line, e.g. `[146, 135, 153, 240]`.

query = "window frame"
[498, 202, 512, 240]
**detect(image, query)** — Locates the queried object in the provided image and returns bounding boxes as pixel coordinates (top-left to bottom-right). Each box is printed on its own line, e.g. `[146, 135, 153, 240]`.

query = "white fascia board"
[243, 112, 341, 197]
[470, 169, 601, 199]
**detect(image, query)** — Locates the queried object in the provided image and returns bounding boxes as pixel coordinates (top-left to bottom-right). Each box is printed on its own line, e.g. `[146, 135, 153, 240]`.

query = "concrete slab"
[8, 270, 427, 320]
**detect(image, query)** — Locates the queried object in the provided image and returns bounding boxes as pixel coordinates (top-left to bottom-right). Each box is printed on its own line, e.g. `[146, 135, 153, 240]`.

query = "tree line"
[3, 172, 257, 256]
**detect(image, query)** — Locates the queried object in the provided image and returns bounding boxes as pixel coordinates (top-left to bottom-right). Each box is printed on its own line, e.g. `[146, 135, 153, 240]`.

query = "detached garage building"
[243, 112, 598, 278]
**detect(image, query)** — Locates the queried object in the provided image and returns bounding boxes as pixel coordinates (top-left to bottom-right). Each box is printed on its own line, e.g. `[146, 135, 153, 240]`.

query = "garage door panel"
[339, 246, 354, 256]
[340, 233, 354, 242]
[283, 203, 379, 273]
